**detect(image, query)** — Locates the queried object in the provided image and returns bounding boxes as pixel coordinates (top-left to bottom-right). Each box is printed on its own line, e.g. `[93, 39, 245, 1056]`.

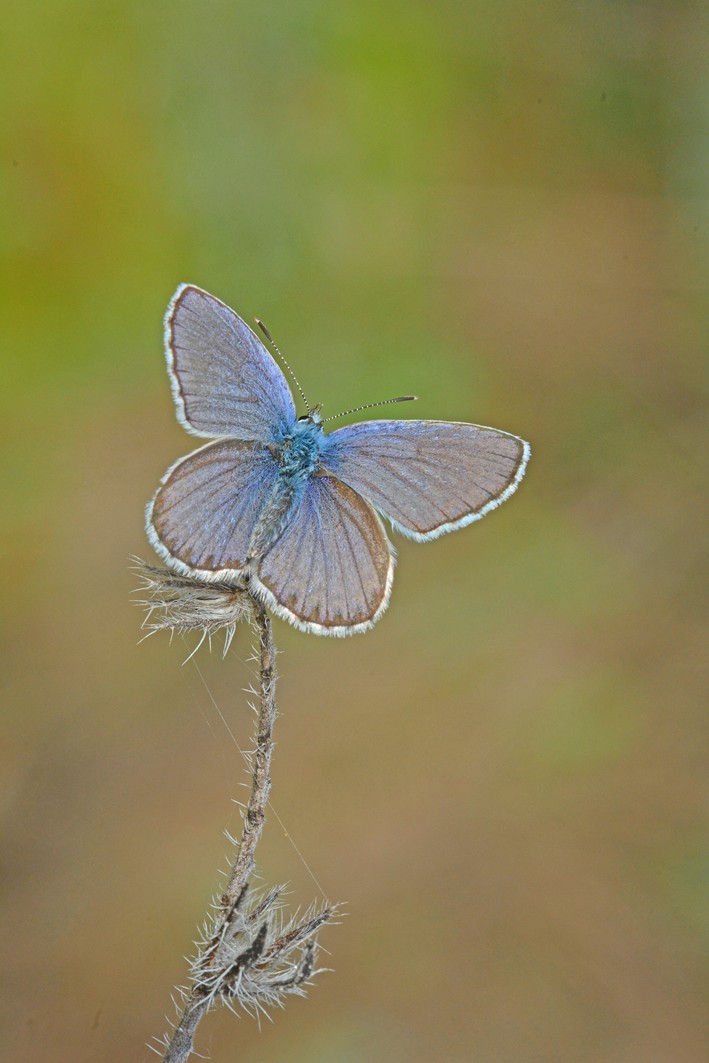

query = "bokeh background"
[2, 2, 707, 1061]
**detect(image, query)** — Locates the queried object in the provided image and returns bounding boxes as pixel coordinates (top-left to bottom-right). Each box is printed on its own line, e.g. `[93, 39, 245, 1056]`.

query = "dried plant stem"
[135, 563, 337, 1061]
[161, 998, 202, 1063]
[162, 601, 274, 1062]
[224, 601, 276, 905]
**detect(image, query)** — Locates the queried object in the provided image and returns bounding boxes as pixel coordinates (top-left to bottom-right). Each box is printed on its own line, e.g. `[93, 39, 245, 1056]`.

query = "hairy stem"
[162, 599, 277, 1063]
[224, 601, 276, 904]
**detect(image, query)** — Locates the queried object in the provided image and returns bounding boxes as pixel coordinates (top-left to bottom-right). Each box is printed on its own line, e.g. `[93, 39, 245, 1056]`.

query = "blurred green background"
[1, 2, 707, 1061]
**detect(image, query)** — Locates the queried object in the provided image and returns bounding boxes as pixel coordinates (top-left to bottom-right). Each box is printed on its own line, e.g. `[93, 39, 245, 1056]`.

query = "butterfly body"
[247, 414, 326, 560]
[147, 284, 530, 635]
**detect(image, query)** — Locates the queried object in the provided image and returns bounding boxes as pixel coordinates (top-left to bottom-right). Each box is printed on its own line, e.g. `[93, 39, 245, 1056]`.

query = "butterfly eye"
[297, 406, 323, 425]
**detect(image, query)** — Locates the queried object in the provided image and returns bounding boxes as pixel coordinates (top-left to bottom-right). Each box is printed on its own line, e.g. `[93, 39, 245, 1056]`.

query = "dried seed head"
[132, 558, 252, 653]
[193, 882, 340, 1018]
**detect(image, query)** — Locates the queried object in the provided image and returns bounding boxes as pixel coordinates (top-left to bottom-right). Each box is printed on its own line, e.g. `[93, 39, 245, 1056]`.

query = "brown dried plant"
[134, 560, 338, 1063]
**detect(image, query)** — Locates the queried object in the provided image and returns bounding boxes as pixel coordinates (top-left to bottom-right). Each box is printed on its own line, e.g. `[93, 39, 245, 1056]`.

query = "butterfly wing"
[146, 439, 280, 580]
[252, 474, 394, 636]
[322, 420, 530, 541]
[165, 284, 297, 441]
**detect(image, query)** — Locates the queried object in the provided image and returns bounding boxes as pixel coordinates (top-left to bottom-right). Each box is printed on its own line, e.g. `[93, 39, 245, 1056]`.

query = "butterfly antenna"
[255, 318, 311, 414]
[323, 395, 418, 423]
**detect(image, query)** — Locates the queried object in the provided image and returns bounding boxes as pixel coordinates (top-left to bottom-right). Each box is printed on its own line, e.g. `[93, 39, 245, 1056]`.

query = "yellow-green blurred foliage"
[2, 2, 706, 1061]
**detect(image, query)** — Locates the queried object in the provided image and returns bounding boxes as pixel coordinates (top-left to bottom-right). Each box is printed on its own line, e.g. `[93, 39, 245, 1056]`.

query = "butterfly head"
[297, 404, 323, 428]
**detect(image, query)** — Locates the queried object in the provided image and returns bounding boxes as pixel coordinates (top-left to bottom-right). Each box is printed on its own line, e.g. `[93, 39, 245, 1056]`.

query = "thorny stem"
[162, 599, 278, 1063]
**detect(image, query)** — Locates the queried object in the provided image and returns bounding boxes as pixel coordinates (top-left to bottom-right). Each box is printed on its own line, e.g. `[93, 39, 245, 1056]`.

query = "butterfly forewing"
[252, 475, 394, 635]
[147, 439, 280, 579]
[322, 420, 530, 541]
[166, 285, 296, 441]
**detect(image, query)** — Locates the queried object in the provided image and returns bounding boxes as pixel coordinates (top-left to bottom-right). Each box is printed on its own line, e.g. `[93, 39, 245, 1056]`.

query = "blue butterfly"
[146, 285, 530, 636]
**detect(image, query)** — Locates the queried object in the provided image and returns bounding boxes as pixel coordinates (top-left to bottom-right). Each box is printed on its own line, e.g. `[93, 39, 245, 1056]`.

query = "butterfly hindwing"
[165, 284, 296, 441]
[147, 439, 280, 579]
[252, 474, 394, 635]
[322, 419, 530, 541]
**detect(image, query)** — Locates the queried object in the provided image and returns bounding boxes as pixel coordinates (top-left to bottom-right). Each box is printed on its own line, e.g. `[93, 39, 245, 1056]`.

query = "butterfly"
[146, 285, 530, 636]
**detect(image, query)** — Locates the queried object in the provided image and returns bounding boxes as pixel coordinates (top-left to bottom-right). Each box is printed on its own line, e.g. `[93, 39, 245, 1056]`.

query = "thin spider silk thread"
[189, 649, 329, 902]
